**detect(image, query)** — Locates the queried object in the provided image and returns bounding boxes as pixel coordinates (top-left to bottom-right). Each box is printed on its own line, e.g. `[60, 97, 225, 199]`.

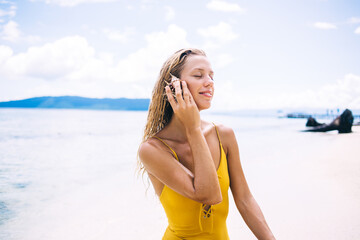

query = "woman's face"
[179, 55, 214, 111]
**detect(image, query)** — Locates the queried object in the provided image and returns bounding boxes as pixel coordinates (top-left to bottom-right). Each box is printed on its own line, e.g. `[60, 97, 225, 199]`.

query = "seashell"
[164, 74, 182, 102]
[170, 73, 180, 83]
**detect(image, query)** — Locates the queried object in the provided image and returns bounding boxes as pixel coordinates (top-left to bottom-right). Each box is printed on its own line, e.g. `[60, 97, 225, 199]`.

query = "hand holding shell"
[165, 73, 182, 101]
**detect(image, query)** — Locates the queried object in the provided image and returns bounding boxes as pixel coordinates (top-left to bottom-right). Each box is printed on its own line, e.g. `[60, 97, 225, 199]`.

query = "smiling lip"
[199, 91, 213, 97]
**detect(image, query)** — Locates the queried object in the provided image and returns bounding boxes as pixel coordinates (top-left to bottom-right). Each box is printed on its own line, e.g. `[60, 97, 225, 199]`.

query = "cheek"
[184, 81, 196, 95]
[188, 86, 198, 98]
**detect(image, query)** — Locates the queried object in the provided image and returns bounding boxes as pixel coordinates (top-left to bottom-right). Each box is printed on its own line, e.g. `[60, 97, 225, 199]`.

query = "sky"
[0, 0, 360, 111]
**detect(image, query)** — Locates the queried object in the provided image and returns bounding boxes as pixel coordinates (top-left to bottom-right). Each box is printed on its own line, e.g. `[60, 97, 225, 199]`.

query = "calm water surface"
[0, 108, 334, 239]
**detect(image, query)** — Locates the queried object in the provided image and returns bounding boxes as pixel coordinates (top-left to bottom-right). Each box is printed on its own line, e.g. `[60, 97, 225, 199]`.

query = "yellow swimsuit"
[153, 123, 230, 239]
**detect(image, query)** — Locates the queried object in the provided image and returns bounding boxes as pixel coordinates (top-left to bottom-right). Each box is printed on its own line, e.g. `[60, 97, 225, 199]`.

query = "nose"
[204, 75, 214, 87]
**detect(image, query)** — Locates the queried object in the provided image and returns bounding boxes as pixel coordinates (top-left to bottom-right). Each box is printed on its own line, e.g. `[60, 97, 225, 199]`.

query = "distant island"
[0, 96, 150, 111]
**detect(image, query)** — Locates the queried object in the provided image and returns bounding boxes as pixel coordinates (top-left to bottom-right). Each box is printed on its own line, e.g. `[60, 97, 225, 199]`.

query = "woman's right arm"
[138, 80, 222, 205]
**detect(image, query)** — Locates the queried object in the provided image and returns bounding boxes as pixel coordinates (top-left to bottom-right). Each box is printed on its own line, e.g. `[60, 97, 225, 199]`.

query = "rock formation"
[304, 109, 354, 133]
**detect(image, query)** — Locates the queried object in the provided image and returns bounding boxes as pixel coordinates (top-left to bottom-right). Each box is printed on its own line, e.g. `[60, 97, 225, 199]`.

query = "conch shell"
[165, 73, 182, 101]
[170, 73, 180, 83]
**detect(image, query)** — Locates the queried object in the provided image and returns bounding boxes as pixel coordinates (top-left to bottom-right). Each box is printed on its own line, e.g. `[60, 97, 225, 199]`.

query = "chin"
[196, 102, 212, 111]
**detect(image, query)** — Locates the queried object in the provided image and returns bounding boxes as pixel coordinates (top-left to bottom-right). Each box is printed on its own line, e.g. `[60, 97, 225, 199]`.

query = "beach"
[227, 125, 360, 240]
[0, 109, 359, 239]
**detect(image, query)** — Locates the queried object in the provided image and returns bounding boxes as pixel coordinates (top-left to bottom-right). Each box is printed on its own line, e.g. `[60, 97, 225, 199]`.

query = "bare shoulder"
[213, 123, 237, 154]
[138, 140, 153, 165]
[138, 137, 167, 167]
[201, 120, 233, 136]
[214, 123, 236, 141]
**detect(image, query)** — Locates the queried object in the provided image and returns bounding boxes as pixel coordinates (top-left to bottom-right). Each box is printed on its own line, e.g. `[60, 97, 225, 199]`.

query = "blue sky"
[0, 0, 359, 111]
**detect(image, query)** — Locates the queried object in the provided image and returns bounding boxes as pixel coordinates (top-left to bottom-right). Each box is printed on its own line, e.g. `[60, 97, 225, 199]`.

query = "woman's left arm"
[220, 125, 276, 240]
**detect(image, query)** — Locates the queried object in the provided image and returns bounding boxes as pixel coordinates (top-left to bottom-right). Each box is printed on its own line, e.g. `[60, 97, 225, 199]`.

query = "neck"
[164, 113, 202, 143]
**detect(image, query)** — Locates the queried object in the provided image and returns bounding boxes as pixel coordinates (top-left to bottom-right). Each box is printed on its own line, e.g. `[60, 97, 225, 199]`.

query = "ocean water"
[0, 108, 358, 239]
[0, 109, 149, 239]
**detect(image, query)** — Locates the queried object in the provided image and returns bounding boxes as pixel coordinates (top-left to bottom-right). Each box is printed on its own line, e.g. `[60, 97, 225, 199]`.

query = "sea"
[0, 108, 358, 240]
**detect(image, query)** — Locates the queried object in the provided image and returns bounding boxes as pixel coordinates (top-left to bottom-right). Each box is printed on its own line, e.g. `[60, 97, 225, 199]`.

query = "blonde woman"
[138, 49, 275, 239]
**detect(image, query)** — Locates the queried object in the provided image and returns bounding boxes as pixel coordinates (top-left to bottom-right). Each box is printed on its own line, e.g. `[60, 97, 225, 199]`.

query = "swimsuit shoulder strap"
[212, 122, 222, 145]
[152, 136, 179, 161]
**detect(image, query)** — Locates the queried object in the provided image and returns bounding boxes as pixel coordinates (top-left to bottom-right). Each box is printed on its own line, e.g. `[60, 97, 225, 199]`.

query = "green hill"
[0, 96, 150, 111]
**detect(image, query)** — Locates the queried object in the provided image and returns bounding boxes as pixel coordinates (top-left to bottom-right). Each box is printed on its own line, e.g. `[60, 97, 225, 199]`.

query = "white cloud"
[164, 6, 175, 21]
[102, 28, 134, 43]
[30, 0, 118, 7]
[0, 45, 13, 64]
[0, 8, 15, 18]
[197, 22, 238, 68]
[0, 25, 191, 99]
[1, 20, 20, 41]
[198, 22, 238, 50]
[1, 36, 96, 79]
[354, 26, 360, 34]
[115, 24, 191, 86]
[212, 74, 360, 110]
[0, 0, 39, 43]
[25, 35, 42, 43]
[0, 3, 16, 17]
[257, 74, 360, 109]
[2, 33, 359, 110]
[0, 20, 42, 43]
[313, 22, 337, 30]
[0, 36, 124, 99]
[206, 0, 245, 13]
[347, 17, 360, 24]
[298, 74, 360, 109]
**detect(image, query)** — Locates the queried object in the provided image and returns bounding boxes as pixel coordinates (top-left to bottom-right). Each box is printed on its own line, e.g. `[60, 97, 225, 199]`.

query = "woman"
[138, 48, 275, 239]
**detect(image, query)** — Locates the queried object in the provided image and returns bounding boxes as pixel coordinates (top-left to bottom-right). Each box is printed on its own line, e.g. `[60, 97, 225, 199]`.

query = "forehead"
[182, 55, 213, 72]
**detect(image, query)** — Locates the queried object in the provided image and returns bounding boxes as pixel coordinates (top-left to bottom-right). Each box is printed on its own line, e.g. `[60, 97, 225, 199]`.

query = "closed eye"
[193, 75, 214, 81]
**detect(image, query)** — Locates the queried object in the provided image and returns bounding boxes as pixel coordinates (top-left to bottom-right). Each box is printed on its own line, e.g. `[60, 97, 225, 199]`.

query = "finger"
[181, 81, 191, 104]
[165, 86, 177, 109]
[173, 79, 185, 105]
[181, 81, 194, 103]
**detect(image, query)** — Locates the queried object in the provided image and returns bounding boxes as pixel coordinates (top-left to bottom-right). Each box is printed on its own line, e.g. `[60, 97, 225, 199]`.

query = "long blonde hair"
[137, 48, 206, 175]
